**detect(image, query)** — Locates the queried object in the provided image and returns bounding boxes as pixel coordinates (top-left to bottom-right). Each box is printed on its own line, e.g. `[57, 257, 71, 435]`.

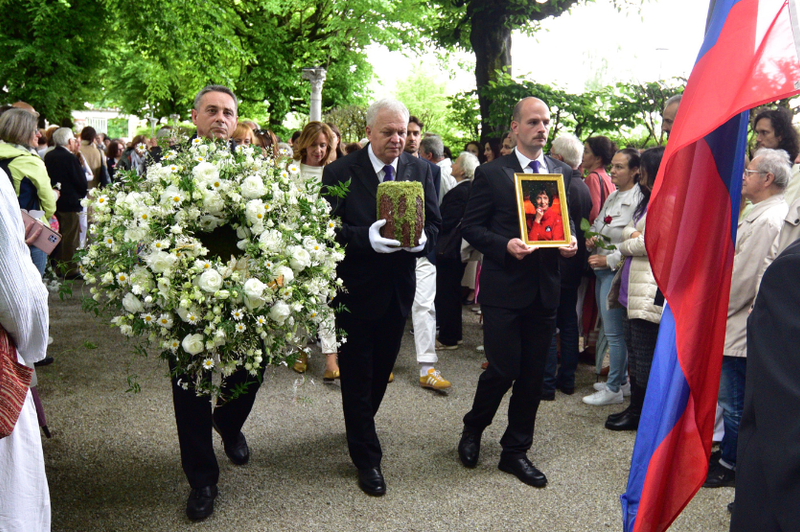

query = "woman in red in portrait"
[527, 188, 564, 241]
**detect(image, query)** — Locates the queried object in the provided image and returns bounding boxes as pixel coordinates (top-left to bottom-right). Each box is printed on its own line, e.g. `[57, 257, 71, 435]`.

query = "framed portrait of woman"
[514, 173, 571, 248]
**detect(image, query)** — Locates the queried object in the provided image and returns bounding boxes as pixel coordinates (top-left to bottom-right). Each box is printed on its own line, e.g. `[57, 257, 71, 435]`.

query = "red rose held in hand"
[604, 215, 613, 224]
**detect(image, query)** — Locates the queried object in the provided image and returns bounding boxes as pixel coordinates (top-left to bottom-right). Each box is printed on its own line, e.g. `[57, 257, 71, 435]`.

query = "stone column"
[302, 67, 327, 122]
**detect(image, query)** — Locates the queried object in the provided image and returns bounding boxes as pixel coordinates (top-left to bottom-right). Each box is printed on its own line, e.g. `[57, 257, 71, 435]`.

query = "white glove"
[403, 229, 427, 253]
[369, 219, 402, 253]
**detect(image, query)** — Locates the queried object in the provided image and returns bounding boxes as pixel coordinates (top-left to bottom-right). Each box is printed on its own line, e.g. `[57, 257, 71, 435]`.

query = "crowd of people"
[2, 84, 799, 529]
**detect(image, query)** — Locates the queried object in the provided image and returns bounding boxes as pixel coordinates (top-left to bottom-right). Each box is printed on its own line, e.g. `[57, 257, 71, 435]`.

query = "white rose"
[181, 333, 205, 355]
[203, 191, 225, 215]
[123, 226, 148, 242]
[241, 175, 267, 199]
[274, 265, 294, 285]
[243, 278, 266, 299]
[192, 161, 219, 184]
[122, 293, 144, 314]
[288, 246, 312, 272]
[146, 251, 178, 273]
[197, 269, 223, 292]
[269, 301, 291, 324]
[258, 229, 282, 252]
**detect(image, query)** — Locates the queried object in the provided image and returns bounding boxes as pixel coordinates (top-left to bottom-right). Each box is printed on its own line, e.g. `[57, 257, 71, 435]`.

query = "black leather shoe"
[605, 410, 640, 431]
[540, 390, 555, 401]
[498, 456, 547, 487]
[557, 384, 575, 395]
[357, 467, 386, 496]
[212, 420, 250, 465]
[34, 356, 54, 367]
[727, 501, 734, 513]
[458, 430, 481, 468]
[186, 485, 217, 521]
[607, 405, 633, 422]
[223, 432, 249, 465]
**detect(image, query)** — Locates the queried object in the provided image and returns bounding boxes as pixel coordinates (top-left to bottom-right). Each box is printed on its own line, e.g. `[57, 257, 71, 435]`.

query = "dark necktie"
[529, 160, 540, 173]
[383, 165, 394, 182]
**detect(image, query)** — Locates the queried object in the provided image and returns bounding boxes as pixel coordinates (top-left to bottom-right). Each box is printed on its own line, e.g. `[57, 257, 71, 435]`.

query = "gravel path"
[39, 283, 733, 531]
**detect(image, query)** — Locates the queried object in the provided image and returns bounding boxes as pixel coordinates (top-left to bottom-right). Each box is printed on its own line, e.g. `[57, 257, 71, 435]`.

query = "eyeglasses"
[743, 169, 764, 176]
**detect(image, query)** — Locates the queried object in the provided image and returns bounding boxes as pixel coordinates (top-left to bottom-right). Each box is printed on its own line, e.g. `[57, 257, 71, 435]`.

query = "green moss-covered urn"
[376, 181, 425, 247]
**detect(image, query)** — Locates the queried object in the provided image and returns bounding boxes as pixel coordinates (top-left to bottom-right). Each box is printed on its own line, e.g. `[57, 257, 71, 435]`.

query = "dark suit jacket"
[560, 169, 593, 288]
[461, 153, 573, 310]
[322, 146, 441, 320]
[731, 238, 800, 531]
[421, 157, 442, 264]
[44, 146, 88, 212]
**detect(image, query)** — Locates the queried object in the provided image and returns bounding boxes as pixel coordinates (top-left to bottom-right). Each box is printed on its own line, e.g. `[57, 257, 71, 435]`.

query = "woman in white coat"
[0, 167, 51, 531]
[604, 146, 665, 431]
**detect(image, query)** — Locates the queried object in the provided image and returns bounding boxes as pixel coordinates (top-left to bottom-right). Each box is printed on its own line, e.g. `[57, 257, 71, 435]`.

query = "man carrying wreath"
[171, 85, 265, 521]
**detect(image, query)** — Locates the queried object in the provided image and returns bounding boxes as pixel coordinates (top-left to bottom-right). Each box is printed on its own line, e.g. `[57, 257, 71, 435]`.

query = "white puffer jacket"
[616, 212, 663, 324]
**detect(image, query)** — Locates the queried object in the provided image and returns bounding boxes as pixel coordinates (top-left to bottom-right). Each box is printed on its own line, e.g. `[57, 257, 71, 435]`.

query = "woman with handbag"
[434, 152, 479, 349]
[0, 166, 52, 531]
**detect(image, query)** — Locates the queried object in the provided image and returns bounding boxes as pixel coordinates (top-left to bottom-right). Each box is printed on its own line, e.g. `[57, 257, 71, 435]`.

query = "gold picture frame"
[514, 173, 571, 248]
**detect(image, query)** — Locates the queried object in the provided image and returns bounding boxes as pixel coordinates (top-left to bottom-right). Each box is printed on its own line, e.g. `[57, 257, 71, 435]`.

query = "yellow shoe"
[292, 352, 308, 373]
[323, 369, 340, 381]
[388, 372, 394, 383]
[420, 368, 451, 390]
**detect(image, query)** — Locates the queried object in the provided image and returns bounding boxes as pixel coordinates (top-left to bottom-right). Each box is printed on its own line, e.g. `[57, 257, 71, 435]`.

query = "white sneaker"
[582, 388, 624, 406]
[593, 381, 631, 396]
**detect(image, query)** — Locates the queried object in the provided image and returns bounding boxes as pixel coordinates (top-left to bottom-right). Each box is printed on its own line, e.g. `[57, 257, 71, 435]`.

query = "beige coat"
[616, 213, 663, 324]
[79, 140, 106, 189]
[725, 194, 788, 358]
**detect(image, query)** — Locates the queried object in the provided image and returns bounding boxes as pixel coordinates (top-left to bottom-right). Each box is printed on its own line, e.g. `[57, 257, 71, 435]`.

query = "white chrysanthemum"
[256, 316, 267, 326]
[161, 186, 186, 207]
[235, 323, 246, 333]
[95, 195, 110, 210]
[116, 272, 129, 284]
[152, 239, 170, 251]
[231, 308, 244, 321]
[157, 314, 173, 328]
[141, 313, 155, 325]
[103, 236, 114, 246]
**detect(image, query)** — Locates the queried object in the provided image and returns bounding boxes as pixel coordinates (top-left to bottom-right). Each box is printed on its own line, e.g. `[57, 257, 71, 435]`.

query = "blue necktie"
[383, 165, 394, 182]
[529, 160, 540, 173]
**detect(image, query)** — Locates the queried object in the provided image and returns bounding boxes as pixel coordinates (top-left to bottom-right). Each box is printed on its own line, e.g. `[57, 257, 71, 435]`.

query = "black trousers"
[463, 297, 556, 458]
[337, 297, 406, 470]
[170, 363, 264, 489]
[435, 257, 467, 346]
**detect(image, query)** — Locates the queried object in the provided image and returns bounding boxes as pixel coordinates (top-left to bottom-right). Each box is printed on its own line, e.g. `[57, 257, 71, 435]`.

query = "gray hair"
[753, 148, 792, 190]
[52, 127, 75, 147]
[420, 135, 444, 160]
[0, 108, 37, 146]
[551, 134, 584, 169]
[366, 98, 409, 128]
[455, 151, 480, 181]
[194, 85, 238, 115]
[664, 94, 682, 111]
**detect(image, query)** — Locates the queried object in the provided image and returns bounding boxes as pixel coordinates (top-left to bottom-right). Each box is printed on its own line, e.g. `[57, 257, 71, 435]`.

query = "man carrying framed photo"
[457, 96, 577, 487]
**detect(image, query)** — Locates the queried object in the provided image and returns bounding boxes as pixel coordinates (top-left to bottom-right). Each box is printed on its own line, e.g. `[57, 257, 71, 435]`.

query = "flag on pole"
[620, 1, 800, 531]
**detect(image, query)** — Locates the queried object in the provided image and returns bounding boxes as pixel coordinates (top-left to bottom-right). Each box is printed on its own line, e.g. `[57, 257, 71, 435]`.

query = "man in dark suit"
[170, 85, 265, 521]
[730, 239, 800, 530]
[457, 97, 577, 487]
[44, 128, 87, 278]
[322, 98, 441, 496]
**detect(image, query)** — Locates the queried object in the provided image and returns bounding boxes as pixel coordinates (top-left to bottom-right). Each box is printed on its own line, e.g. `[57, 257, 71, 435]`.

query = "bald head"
[511, 97, 551, 160]
[12, 101, 36, 115]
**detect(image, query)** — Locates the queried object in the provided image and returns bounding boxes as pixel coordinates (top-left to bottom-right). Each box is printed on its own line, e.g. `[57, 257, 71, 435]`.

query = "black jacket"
[44, 146, 88, 213]
[461, 153, 573, 309]
[322, 146, 441, 319]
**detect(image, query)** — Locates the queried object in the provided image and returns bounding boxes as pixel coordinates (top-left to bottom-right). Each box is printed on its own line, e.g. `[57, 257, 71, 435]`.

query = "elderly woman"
[434, 152, 479, 349]
[290, 121, 340, 380]
[0, 109, 57, 276]
[603, 146, 665, 431]
[0, 167, 52, 532]
[583, 148, 643, 407]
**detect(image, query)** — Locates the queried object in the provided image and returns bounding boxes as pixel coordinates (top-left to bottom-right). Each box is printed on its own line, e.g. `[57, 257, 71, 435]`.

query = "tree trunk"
[470, 10, 511, 141]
